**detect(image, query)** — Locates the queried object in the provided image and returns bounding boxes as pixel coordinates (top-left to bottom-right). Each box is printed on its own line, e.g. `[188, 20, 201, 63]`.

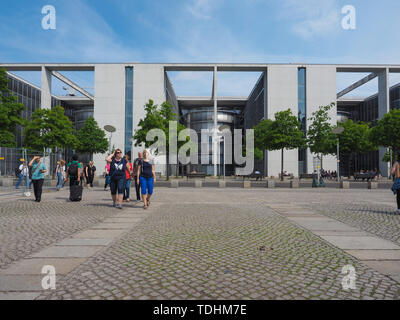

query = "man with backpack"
[15, 160, 29, 189]
[65, 154, 82, 201]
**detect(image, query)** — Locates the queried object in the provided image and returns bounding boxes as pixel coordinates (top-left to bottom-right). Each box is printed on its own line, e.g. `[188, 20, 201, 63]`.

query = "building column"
[378, 68, 390, 177]
[263, 69, 268, 177]
[213, 66, 218, 177]
[41, 66, 52, 109]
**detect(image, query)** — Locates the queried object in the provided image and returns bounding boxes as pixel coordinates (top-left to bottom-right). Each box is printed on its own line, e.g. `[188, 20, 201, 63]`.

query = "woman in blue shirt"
[28, 155, 47, 202]
[106, 149, 127, 209]
[136, 149, 156, 209]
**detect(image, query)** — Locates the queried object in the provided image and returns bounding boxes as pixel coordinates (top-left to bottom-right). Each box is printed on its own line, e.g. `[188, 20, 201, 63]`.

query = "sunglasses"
[115, 151, 122, 154]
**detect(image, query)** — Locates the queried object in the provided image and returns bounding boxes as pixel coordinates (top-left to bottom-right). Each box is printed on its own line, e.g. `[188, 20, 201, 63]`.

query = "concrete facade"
[2, 62, 399, 177]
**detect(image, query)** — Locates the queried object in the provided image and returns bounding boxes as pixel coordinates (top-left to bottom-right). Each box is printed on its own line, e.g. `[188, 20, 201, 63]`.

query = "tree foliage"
[133, 100, 187, 178]
[307, 103, 337, 157]
[338, 119, 376, 176]
[371, 109, 400, 160]
[75, 117, 108, 155]
[23, 105, 77, 151]
[0, 68, 26, 147]
[254, 109, 305, 179]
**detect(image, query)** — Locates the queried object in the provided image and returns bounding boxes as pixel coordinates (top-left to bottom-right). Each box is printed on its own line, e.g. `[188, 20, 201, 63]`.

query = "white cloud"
[277, 0, 340, 39]
[186, 0, 219, 19]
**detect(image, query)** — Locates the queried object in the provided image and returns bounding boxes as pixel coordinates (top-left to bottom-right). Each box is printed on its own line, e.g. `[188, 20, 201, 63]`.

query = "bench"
[186, 173, 206, 180]
[236, 172, 264, 181]
[299, 173, 317, 179]
[354, 173, 376, 181]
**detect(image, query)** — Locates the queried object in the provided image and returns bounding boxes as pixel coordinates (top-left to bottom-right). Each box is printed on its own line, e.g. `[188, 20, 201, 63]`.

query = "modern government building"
[1, 62, 400, 177]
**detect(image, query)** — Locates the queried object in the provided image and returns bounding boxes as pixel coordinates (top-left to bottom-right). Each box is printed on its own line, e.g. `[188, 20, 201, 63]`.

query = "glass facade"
[182, 107, 241, 175]
[298, 68, 307, 175]
[124, 67, 134, 156]
[337, 83, 400, 176]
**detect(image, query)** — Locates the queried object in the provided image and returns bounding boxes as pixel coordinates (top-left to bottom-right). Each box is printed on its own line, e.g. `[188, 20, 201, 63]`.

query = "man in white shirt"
[15, 161, 29, 189]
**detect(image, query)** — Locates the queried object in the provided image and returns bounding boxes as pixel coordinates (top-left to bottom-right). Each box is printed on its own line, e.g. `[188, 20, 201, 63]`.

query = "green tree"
[254, 109, 305, 180]
[75, 117, 108, 155]
[133, 100, 186, 179]
[371, 109, 400, 163]
[0, 68, 26, 147]
[307, 103, 337, 169]
[23, 105, 77, 151]
[338, 119, 376, 177]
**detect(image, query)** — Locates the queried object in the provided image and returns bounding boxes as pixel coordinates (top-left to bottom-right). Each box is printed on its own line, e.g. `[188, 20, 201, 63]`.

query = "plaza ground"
[0, 186, 399, 300]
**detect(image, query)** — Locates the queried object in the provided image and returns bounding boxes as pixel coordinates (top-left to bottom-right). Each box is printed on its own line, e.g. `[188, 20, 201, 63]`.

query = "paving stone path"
[0, 187, 399, 300]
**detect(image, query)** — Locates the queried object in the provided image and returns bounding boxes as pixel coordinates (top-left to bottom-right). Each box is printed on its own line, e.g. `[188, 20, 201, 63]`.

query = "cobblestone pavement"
[0, 188, 116, 269]
[30, 188, 400, 300]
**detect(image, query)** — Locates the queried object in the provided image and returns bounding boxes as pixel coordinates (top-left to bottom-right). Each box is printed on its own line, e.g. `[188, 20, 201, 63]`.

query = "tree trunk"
[281, 148, 284, 181]
[320, 154, 323, 171]
[166, 148, 170, 181]
[347, 153, 352, 178]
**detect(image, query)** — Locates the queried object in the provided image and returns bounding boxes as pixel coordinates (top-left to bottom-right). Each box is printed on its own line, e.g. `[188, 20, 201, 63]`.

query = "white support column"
[41, 66, 52, 109]
[263, 69, 268, 177]
[213, 66, 218, 177]
[378, 68, 390, 177]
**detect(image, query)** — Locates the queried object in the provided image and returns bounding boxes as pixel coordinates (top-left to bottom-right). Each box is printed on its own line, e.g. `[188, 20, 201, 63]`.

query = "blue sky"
[1, 0, 400, 96]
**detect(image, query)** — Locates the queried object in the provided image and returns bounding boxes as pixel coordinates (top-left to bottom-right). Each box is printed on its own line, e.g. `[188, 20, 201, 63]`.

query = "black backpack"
[68, 163, 79, 177]
[15, 166, 22, 177]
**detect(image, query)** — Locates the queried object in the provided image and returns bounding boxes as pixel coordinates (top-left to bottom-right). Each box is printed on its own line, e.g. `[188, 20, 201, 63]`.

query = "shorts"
[140, 176, 154, 195]
[110, 177, 126, 195]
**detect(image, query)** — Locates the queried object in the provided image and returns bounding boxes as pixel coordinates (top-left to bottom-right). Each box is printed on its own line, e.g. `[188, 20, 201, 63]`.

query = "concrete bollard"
[368, 181, 378, 189]
[290, 179, 299, 188]
[194, 180, 202, 188]
[0, 178, 14, 187]
[266, 179, 275, 188]
[243, 181, 251, 188]
[218, 180, 226, 188]
[170, 180, 179, 188]
[340, 181, 350, 189]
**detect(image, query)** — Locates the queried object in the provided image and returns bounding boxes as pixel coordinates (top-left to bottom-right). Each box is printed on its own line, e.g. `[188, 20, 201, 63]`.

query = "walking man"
[15, 161, 28, 189]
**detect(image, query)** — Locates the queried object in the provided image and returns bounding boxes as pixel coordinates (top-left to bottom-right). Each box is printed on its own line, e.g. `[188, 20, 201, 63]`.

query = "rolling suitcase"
[70, 184, 83, 202]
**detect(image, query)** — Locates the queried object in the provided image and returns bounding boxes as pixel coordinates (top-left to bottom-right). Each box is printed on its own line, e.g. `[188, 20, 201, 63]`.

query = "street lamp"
[218, 124, 230, 180]
[104, 125, 116, 155]
[333, 126, 344, 181]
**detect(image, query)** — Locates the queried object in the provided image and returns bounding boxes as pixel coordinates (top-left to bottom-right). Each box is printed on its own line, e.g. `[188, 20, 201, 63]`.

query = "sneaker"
[396, 209, 400, 214]
[117, 204, 123, 209]
[112, 202, 116, 207]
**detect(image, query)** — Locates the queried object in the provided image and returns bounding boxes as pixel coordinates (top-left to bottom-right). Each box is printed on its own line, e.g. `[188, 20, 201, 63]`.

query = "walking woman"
[104, 160, 111, 191]
[84, 161, 96, 188]
[106, 149, 127, 209]
[391, 155, 400, 214]
[55, 160, 65, 191]
[137, 149, 156, 209]
[123, 155, 133, 202]
[28, 155, 47, 202]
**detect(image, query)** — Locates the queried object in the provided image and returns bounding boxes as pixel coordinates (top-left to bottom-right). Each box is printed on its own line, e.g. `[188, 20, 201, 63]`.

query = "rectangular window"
[125, 67, 134, 155]
[298, 68, 307, 175]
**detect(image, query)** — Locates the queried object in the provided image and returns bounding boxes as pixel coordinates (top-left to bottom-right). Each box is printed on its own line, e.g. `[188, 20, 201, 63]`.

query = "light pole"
[218, 125, 230, 180]
[104, 125, 116, 154]
[333, 126, 344, 181]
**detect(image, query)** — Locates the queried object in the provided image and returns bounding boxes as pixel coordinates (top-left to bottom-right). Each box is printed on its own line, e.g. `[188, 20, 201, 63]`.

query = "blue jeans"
[16, 174, 29, 189]
[140, 176, 154, 195]
[123, 179, 131, 200]
[15, 173, 23, 188]
[56, 172, 64, 189]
